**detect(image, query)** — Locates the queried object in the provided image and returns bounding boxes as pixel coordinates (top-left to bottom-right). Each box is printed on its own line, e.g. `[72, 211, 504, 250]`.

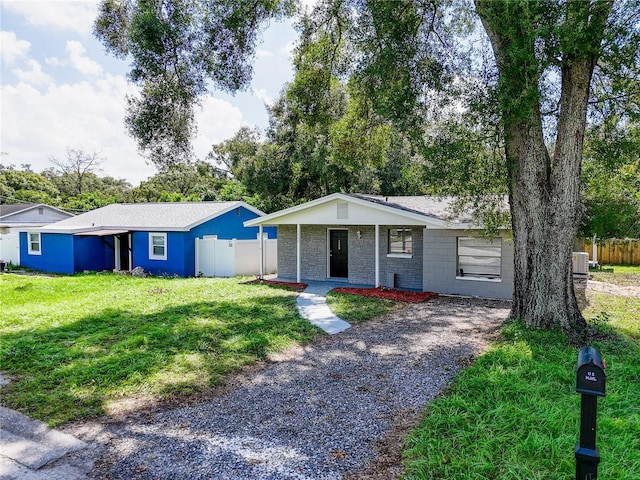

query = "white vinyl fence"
[195, 237, 277, 277]
[0, 233, 20, 265]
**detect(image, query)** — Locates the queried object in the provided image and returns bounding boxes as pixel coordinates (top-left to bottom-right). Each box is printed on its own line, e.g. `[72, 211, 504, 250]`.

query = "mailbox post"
[575, 346, 606, 480]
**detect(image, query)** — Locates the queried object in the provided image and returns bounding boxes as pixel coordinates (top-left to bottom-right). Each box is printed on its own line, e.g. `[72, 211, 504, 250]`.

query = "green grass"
[325, 291, 400, 323]
[590, 264, 640, 286]
[402, 291, 640, 479]
[0, 273, 322, 426]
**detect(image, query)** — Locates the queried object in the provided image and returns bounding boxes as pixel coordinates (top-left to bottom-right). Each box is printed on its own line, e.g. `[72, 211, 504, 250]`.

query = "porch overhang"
[74, 229, 129, 237]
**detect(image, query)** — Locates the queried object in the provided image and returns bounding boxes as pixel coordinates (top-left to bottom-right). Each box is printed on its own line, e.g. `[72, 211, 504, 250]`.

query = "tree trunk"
[476, 1, 610, 331]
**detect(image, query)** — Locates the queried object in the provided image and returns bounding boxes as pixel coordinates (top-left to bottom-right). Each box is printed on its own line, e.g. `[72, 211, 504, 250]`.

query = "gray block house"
[245, 193, 514, 299]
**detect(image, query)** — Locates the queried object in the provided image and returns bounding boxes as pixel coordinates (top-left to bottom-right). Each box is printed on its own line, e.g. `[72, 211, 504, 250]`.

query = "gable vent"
[337, 203, 348, 219]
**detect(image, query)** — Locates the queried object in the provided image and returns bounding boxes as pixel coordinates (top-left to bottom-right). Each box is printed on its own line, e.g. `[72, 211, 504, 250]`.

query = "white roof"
[38, 202, 264, 233]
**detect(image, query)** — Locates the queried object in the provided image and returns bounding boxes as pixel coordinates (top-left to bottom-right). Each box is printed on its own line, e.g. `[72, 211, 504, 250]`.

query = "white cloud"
[47, 40, 104, 76]
[253, 88, 274, 107]
[12, 59, 53, 86]
[1, 74, 246, 185]
[193, 96, 245, 158]
[3, 1, 99, 36]
[279, 40, 296, 58]
[0, 31, 31, 65]
[0, 74, 155, 185]
[256, 49, 273, 59]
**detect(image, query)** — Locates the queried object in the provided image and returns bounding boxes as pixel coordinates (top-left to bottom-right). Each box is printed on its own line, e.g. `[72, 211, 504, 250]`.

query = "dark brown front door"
[329, 230, 348, 278]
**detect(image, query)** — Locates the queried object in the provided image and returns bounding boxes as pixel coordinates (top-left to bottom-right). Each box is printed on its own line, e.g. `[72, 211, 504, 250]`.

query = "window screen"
[388, 228, 412, 254]
[457, 237, 501, 278]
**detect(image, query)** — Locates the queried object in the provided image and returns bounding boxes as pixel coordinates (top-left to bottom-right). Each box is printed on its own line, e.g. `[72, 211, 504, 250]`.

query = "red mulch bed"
[243, 278, 308, 292]
[332, 286, 438, 303]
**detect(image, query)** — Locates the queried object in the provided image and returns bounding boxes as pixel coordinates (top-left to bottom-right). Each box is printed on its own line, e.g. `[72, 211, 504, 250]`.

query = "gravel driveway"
[76, 296, 509, 480]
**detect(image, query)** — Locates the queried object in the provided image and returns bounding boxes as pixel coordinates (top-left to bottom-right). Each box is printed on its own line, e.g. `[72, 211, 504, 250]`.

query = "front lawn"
[0, 274, 320, 426]
[326, 290, 400, 323]
[402, 289, 640, 479]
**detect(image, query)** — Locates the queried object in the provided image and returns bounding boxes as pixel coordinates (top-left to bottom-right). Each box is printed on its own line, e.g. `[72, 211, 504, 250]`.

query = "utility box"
[572, 252, 589, 275]
[576, 346, 606, 397]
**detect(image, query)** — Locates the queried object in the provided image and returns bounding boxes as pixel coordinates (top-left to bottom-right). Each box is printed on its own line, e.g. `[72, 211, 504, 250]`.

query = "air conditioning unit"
[572, 252, 589, 275]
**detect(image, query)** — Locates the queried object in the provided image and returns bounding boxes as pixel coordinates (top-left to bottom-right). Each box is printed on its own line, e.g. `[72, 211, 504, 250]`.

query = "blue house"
[20, 202, 275, 276]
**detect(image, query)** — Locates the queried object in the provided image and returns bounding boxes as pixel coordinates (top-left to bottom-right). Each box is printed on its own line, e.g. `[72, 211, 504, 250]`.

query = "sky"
[0, 0, 301, 186]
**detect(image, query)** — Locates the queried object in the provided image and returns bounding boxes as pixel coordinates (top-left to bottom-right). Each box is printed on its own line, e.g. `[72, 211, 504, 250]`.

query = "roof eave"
[244, 193, 452, 227]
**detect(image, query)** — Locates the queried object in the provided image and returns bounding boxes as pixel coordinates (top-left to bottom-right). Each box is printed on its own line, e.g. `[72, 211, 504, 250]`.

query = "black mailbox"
[576, 346, 606, 397]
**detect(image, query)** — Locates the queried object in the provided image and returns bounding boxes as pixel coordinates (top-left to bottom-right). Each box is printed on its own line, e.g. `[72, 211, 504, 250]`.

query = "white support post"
[258, 225, 264, 278]
[375, 224, 380, 287]
[296, 223, 301, 283]
[195, 238, 200, 276]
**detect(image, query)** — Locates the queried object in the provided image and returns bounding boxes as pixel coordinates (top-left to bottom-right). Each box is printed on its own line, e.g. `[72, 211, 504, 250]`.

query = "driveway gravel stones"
[83, 296, 509, 480]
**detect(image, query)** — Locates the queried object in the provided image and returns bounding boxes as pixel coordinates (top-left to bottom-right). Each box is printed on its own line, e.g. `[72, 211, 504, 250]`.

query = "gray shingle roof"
[44, 202, 250, 232]
[348, 194, 473, 223]
[0, 203, 39, 218]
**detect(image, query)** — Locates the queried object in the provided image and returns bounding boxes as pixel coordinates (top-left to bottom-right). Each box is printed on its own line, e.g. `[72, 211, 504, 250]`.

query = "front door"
[329, 230, 348, 278]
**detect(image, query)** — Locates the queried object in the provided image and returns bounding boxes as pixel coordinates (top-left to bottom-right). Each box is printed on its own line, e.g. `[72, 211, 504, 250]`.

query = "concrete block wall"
[347, 226, 375, 285]
[378, 226, 423, 291]
[300, 225, 329, 280]
[276, 225, 297, 279]
[423, 229, 513, 299]
[276, 225, 376, 285]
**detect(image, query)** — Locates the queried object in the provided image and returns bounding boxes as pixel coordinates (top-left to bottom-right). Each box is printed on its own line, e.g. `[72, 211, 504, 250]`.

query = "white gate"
[195, 237, 277, 277]
[0, 233, 20, 265]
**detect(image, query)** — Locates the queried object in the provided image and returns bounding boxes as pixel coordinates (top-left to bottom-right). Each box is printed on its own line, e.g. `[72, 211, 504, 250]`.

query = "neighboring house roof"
[38, 201, 265, 234]
[0, 202, 74, 227]
[245, 192, 503, 229]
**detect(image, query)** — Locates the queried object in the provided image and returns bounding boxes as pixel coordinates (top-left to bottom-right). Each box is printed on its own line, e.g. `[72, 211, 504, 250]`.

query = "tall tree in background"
[95, 0, 639, 332]
[49, 148, 104, 196]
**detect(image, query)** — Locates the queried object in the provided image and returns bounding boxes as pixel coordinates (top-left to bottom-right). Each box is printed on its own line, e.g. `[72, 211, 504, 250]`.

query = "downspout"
[296, 223, 301, 283]
[375, 224, 380, 287]
[259, 224, 264, 278]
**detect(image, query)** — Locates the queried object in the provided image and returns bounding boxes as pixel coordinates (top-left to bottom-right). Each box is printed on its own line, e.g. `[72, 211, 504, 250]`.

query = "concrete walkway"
[296, 282, 352, 334]
[0, 406, 91, 480]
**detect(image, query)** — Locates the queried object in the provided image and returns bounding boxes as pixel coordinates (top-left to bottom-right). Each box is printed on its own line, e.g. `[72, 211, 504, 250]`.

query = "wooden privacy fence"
[580, 238, 640, 266]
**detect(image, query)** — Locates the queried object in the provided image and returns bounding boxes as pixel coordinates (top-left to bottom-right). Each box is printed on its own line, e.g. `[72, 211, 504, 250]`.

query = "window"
[28, 232, 41, 255]
[149, 233, 167, 260]
[388, 228, 412, 255]
[457, 237, 501, 279]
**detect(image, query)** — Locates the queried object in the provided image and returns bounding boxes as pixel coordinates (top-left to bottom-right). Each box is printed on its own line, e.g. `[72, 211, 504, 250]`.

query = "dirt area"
[588, 280, 640, 298]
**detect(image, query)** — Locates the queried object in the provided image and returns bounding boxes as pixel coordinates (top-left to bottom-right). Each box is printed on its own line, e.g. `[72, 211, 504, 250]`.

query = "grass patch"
[590, 264, 640, 286]
[0, 274, 321, 426]
[402, 292, 640, 479]
[326, 290, 400, 323]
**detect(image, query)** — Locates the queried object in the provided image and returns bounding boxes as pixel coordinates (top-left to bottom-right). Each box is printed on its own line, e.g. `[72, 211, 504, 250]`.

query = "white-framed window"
[457, 237, 501, 280]
[149, 232, 167, 260]
[388, 228, 413, 255]
[28, 232, 42, 255]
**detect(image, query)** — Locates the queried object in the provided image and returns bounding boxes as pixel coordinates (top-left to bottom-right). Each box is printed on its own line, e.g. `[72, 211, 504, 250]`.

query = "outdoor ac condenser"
[572, 252, 589, 275]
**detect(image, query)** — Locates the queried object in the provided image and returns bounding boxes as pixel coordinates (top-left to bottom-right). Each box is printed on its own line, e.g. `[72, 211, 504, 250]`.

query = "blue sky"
[0, 0, 301, 186]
